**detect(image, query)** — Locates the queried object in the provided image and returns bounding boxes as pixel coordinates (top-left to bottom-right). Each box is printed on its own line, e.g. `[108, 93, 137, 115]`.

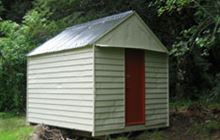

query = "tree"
[0, 0, 219, 112]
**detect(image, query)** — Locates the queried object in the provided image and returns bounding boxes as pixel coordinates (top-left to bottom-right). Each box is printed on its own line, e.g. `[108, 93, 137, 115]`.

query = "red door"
[125, 49, 145, 126]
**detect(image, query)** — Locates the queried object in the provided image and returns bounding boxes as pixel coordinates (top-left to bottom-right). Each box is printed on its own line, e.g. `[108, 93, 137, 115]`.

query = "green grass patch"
[145, 131, 167, 140]
[170, 99, 220, 110]
[0, 112, 33, 140]
[170, 99, 193, 110]
[191, 120, 220, 134]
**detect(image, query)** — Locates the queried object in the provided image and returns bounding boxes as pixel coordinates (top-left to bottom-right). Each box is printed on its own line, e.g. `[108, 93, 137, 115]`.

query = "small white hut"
[27, 10, 169, 136]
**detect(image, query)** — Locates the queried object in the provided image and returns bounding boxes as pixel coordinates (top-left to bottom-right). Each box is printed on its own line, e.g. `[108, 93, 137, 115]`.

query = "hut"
[26, 10, 169, 136]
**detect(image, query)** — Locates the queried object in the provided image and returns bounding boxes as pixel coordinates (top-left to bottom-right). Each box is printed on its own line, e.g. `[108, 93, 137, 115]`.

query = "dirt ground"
[31, 103, 220, 140]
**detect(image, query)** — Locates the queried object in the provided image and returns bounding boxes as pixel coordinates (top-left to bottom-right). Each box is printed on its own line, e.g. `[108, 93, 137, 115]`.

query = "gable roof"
[28, 11, 133, 56]
[28, 10, 168, 56]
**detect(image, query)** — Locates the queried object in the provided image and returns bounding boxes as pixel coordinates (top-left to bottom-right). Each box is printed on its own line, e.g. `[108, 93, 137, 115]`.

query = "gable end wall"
[94, 47, 169, 136]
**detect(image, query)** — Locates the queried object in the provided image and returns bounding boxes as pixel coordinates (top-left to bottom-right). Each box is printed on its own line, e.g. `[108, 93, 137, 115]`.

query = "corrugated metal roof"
[28, 10, 134, 56]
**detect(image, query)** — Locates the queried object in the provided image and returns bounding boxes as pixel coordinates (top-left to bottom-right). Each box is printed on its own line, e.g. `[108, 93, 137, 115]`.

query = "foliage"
[0, 0, 219, 112]
[0, 8, 58, 112]
[0, 0, 156, 112]
[0, 112, 33, 140]
[153, 0, 220, 99]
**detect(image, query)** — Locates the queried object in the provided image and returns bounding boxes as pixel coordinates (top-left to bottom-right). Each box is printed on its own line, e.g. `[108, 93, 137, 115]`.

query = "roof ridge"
[65, 10, 134, 31]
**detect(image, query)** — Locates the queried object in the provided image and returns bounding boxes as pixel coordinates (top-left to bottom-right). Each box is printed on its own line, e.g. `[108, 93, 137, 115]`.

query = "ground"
[0, 113, 33, 140]
[0, 101, 219, 140]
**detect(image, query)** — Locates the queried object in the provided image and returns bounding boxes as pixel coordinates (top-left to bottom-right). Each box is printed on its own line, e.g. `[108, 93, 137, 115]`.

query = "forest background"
[0, 0, 219, 112]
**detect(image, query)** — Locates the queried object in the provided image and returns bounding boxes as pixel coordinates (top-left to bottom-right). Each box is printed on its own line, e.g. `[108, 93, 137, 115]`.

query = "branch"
[192, 0, 216, 20]
[188, 17, 213, 51]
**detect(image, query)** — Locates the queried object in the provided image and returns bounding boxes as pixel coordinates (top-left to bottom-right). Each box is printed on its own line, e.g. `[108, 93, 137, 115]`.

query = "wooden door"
[125, 49, 145, 125]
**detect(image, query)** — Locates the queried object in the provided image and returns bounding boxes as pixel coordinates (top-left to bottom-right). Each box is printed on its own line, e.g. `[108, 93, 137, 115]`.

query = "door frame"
[124, 48, 145, 126]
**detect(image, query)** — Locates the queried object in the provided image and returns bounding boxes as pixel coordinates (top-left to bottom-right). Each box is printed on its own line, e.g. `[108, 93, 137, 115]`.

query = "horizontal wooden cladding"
[146, 118, 167, 127]
[144, 50, 168, 129]
[94, 122, 167, 136]
[96, 83, 124, 89]
[96, 77, 123, 83]
[146, 79, 167, 83]
[30, 46, 92, 58]
[28, 71, 93, 79]
[29, 49, 92, 65]
[95, 112, 124, 119]
[95, 70, 123, 77]
[146, 70, 167, 75]
[146, 104, 167, 110]
[29, 58, 93, 70]
[28, 108, 92, 119]
[146, 88, 167, 93]
[145, 63, 167, 68]
[94, 47, 125, 133]
[146, 114, 167, 121]
[95, 64, 123, 71]
[145, 99, 167, 104]
[28, 118, 93, 131]
[96, 58, 123, 65]
[96, 95, 123, 101]
[29, 58, 92, 70]
[29, 65, 92, 74]
[29, 98, 93, 107]
[95, 118, 124, 126]
[28, 77, 93, 84]
[145, 84, 167, 89]
[95, 48, 124, 60]
[95, 106, 124, 113]
[28, 113, 93, 125]
[27, 47, 94, 132]
[29, 94, 93, 101]
[96, 100, 124, 107]
[28, 88, 93, 94]
[146, 83, 167, 87]
[146, 67, 167, 72]
[146, 77, 167, 81]
[96, 89, 124, 94]
[28, 76, 92, 81]
[145, 73, 167, 78]
[28, 83, 93, 89]
[146, 93, 167, 99]
[95, 124, 124, 131]
[28, 103, 93, 113]
[146, 109, 167, 115]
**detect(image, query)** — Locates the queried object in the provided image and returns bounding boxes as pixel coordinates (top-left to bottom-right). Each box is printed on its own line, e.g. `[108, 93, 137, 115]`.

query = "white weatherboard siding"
[145, 51, 169, 127]
[27, 46, 94, 132]
[93, 47, 168, 136]
[94, 47, 125, 136]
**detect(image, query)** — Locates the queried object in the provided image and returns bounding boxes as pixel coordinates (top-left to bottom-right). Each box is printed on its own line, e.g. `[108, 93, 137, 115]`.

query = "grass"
[0, 100, 219, 140]
[170, 99, 220, 110]
[114, 100, 220, 140]
[0, 112, 33, 140]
